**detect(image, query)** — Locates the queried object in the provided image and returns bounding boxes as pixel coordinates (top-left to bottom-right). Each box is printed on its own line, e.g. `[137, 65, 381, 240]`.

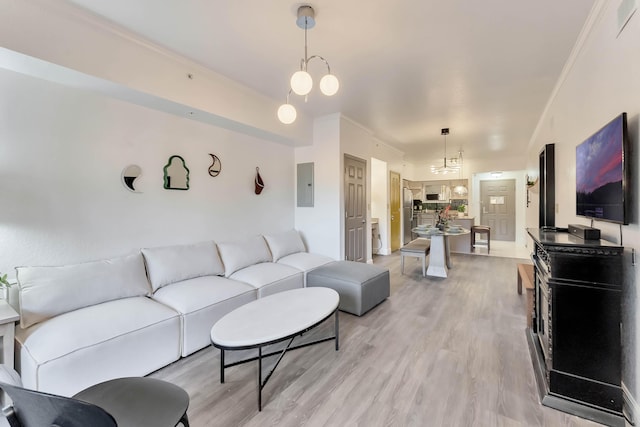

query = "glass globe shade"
[290, 70, 313, 95]
[319, 74, 339, 96]
[277, 103, 297, 124]
[453, 185, 468, 196]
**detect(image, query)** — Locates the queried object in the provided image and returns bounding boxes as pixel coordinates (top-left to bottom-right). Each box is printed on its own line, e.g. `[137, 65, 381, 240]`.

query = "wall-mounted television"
[576, 112, 629, 225]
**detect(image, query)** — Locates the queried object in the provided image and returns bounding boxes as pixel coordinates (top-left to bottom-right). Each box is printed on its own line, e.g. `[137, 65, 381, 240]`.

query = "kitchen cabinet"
[416, 212, 436, 226]
[405, 179, 469, 202]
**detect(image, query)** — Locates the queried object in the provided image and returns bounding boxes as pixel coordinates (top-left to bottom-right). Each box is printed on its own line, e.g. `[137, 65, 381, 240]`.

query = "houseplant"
[436, 205, 451, 230]
[457, 205, 466, 216]
[0, 272, 14, 299]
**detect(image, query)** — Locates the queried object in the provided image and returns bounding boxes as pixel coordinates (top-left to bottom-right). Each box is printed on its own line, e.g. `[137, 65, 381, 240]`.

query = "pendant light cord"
[304, 18, 308, 70]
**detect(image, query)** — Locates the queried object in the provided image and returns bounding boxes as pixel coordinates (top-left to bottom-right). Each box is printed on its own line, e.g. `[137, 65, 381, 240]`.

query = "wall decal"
[208, 153, 222, 177]
[255, 167, 265, 195]
[163, 155, 190, 190]
[121, 165, 142, 193]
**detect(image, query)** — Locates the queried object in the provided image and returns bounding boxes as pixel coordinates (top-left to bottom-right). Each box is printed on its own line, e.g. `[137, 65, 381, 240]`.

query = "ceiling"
[64, 0, 596, 165]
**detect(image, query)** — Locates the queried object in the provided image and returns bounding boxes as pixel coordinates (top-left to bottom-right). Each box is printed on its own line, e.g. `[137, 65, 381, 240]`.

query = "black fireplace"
[533, 251, 551, 372]
[526, 229, 624, 427]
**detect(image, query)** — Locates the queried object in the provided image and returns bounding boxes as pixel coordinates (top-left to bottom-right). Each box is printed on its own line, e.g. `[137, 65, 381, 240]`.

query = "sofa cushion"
[217, 236, 272, 277]
[15, 296, 181, 396]
[230, 263, 303, 298]
[152, 276, 255, 316]
[152, 275, 257, 356]
[277, 253, 335, 273]
[16, 253, 151, 329]
[142, 241, 224, 292]
[263, 230, 307, 261]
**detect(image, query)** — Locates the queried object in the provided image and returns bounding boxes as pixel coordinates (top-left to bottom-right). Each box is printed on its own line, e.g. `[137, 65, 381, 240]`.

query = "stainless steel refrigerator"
[402, 188, 415, 244]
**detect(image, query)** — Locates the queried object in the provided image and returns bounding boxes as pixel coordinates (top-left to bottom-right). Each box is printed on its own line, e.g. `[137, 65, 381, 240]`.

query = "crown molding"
[528, 0, 609, 149]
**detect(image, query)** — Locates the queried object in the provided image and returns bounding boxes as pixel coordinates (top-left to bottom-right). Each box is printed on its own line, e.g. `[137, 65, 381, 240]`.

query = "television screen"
[576, 113, 628, 224]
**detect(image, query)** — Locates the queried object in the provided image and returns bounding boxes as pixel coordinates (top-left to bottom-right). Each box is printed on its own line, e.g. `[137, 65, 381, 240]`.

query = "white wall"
[406, 155, 525, 182]
[527, 0, 639, 408]
[294, 115, 342, 259]
[0, 69, 294, 276]
[371, 158, 388, 255]
[0, 0, 313, 147]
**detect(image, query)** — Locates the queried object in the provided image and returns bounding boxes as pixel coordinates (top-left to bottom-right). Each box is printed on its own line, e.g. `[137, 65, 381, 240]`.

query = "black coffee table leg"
[220, 349, 225, 383]
[335, 309, 339, 351]
[257, 346, 263, 411]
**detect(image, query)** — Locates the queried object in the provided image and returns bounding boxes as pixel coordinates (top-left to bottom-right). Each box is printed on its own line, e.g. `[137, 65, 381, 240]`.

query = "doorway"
[480, 179, 516, 241]
[389, 171, 401, 251]
[344, 155, 367, 262]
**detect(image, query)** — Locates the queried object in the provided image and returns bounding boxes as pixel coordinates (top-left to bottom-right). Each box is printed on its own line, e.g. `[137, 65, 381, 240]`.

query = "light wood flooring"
[150, 253, 602, 427]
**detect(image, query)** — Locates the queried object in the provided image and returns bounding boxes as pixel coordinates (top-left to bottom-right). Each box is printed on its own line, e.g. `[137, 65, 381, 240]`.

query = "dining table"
[411, 226, 470, 278]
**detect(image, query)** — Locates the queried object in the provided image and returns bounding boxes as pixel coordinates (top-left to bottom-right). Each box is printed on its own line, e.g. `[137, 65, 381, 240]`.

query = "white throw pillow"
[217, 236, 272, 277]
[263, 230, 307, 262]
[16, 253, 151, 329]
[142, 241, 224, 292]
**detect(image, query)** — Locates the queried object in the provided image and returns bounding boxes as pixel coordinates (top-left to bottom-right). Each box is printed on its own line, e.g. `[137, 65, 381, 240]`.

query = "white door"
[345, 156, 367, 262]
[480, 179, 516, 241]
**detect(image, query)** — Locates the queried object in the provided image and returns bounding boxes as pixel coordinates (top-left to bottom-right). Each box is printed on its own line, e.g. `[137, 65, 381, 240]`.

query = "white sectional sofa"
[10, 230, 335, 396]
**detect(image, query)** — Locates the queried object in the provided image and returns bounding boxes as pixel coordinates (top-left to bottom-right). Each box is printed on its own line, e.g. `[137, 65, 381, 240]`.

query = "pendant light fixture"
[277, 5, 339, 124]
[453, 150, 468, 196]
[277, 90, 297, 124]
[431, 128, 460, 174]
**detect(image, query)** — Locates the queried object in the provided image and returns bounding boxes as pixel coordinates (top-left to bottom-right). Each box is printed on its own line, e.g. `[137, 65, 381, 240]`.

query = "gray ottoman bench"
[400, 238, 431, 277]
[306, 261, 390, 316]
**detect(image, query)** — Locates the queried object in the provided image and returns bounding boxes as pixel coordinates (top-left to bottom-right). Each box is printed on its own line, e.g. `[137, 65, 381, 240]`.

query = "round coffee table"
[73, 377, 190, 427]
[211, 287, 340, 411]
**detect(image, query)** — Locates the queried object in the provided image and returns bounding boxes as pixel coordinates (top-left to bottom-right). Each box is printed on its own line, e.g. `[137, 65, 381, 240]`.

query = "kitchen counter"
[449, 217, 474, 253]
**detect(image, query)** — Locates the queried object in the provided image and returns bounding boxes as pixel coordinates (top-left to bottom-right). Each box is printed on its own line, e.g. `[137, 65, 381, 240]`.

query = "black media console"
[526, 228, 624, 427]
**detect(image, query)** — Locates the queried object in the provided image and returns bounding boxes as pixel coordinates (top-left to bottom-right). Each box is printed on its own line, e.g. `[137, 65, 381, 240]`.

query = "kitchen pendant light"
[453, 150, 468, 196]
[431, 128, 460, 174]
[278, 5, 339, 124]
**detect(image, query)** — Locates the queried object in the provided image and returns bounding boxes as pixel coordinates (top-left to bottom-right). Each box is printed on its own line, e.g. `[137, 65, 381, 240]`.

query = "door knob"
[362, 219, 366, 224]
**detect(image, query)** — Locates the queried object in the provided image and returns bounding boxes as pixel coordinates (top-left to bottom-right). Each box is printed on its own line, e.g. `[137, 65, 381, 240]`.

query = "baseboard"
[374, 247, 391, 256]
[622, 382, 638, 425]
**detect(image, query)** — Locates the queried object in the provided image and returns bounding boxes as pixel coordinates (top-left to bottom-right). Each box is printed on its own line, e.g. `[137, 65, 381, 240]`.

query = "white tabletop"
[0, 300, 19, 324]
[211, 287, 339, 348]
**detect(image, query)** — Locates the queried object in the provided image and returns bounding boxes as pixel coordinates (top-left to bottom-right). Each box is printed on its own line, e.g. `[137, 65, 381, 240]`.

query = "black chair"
[1, 377, 190, 427]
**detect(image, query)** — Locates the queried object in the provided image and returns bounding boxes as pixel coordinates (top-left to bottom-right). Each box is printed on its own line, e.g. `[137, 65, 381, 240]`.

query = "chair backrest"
[0, 382, 116, 427]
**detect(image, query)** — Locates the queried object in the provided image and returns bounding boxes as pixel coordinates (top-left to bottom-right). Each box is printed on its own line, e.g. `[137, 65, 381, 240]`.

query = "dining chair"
[1, 377, 190, 427]
[1, 382, 116, 427]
